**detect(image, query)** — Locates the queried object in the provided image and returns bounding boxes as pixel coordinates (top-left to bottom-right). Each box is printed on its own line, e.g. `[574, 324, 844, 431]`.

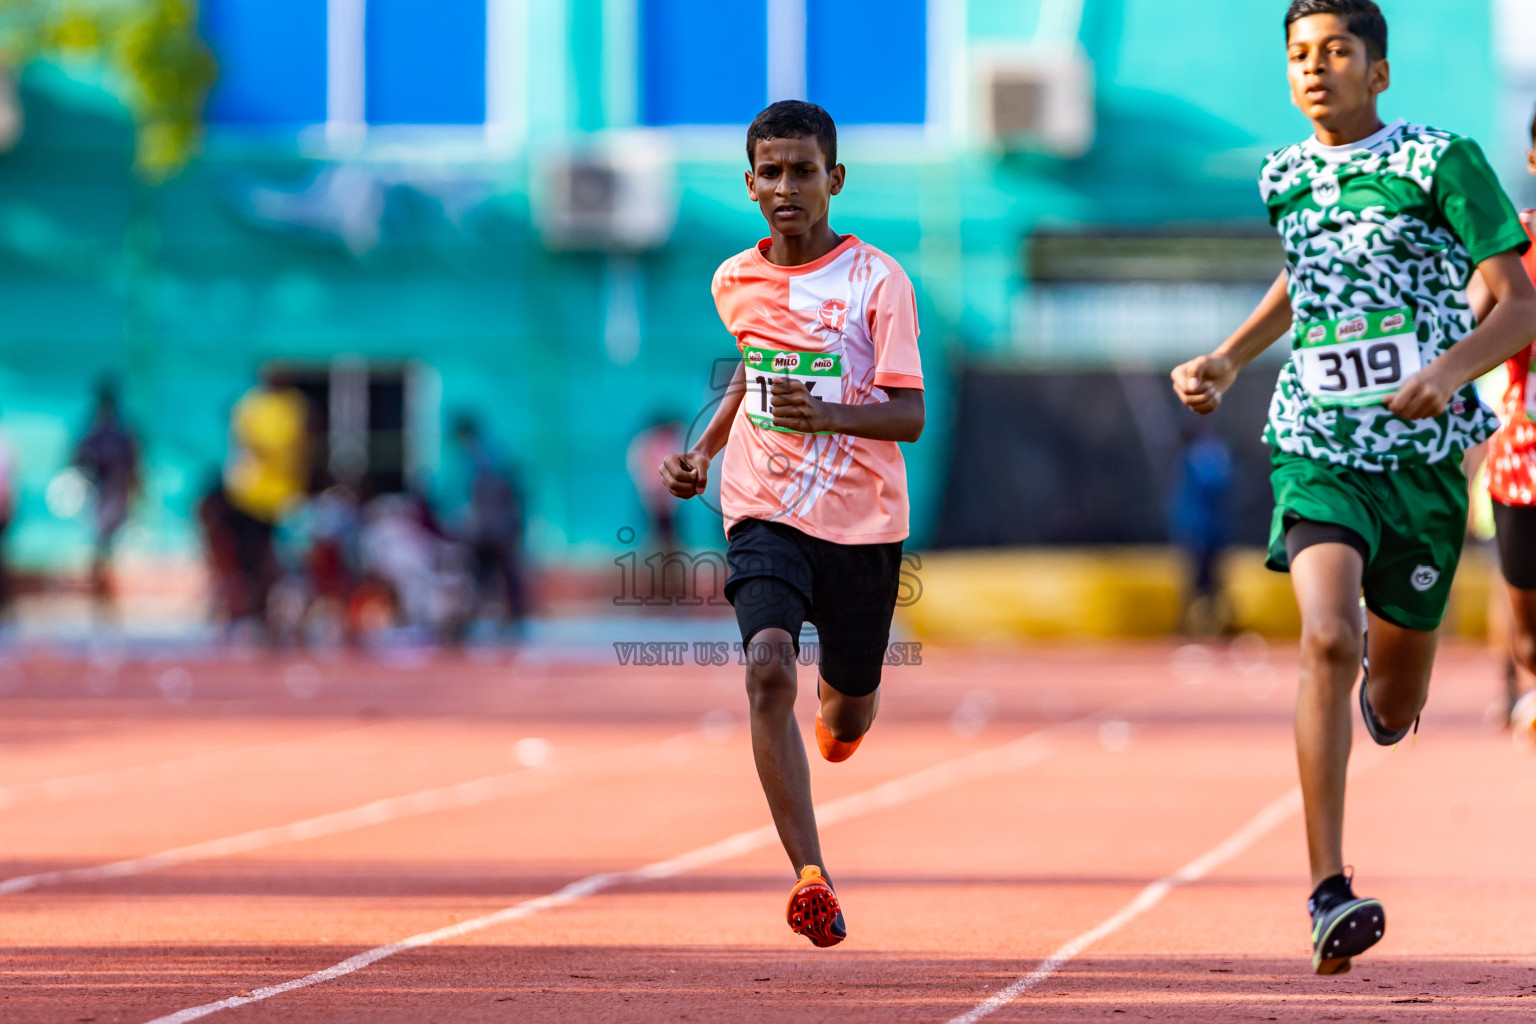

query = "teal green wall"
[0, 2, 1503, 570]
[969, 2, 1041, 39]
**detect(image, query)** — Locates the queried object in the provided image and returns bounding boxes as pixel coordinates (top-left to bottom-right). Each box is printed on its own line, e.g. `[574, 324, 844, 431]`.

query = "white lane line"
[947, 742, 1393, 1023]
[0, 733, 693, 896]
[141, 726, 1070, 1024]
[946, 787, 1304, 1023]
[0, 724, 391, 812]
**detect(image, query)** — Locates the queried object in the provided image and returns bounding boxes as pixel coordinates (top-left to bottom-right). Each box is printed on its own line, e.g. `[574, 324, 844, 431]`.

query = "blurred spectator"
[359, 490, 473, 636]
[197, 476, 244, 622]
[221, 369, 311, 630]
[266, 483, 365, 648]
[305, 484, 364, 609]
[1166, 423, 1235, 635]
[73, 382, 140, 605]
[627, 415, 685, 551]
[452, 415, 528, 624]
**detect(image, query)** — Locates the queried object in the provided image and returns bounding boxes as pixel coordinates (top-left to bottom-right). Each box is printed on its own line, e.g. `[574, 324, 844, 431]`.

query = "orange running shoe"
[815, 713, 863, 763]
[786, 865, 845, 947]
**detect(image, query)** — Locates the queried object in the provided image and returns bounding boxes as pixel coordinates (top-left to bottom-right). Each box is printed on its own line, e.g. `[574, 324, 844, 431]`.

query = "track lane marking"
[0, 724, 392, 812]
[945, 787, 1301, 1023]
[139, 681, 1222, 1023]
[0, 732, 694, 896]
[138, 725, 1078, 1023]
[946, 749, 1387, 1022]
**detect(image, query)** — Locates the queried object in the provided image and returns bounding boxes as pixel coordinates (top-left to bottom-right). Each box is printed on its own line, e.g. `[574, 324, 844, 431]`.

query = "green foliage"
[0, 0, 215, 181]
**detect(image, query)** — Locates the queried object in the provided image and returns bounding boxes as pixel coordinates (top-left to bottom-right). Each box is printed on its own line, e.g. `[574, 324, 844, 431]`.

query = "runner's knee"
[745, 662, 797, 712]
[744, 630, 798, 711]
[1300, 614, 1361, 676]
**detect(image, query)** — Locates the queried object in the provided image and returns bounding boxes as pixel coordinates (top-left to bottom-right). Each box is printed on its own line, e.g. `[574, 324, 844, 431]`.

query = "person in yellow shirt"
[222, 369, 311, 628]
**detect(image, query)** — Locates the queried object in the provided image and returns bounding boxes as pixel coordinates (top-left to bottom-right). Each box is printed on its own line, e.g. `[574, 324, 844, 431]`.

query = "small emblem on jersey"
[817, 298, 849, 333]
[772, 352, 801, 372]
[1382, 313, 1407, 332]
[1410, 565, 1440, 592]
[1312, 174, 1341, 206]
[812, 356, 835, 372]
[746, 350, 763, 366]
[1451, 400, 1465, 415]
[1306, 325, 1327, 344]
[1337, 316, 1367, 341]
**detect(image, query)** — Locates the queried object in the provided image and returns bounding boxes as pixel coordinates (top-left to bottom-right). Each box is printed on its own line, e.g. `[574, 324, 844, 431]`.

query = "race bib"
[1292, 308, 1421, 408]
[742, 346, 844, 434]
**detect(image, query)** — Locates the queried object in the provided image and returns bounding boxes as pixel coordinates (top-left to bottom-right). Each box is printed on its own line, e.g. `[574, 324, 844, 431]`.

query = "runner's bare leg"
[1290, 543, 1365, 887]
[819, 684, 878, 742]
[744, 627, 823, 873]
[1362, 612, 1436, 730]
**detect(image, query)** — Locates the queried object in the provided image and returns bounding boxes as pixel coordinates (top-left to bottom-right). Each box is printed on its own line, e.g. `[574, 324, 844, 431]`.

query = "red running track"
[3, 641, 1536, 1022]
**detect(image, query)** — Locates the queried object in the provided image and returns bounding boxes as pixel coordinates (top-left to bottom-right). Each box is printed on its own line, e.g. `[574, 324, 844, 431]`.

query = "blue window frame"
[365, 0, 487, 125]
[806, 0, 926, 124]
[640, 0, 768, 126]
[202, 0, 327, 125]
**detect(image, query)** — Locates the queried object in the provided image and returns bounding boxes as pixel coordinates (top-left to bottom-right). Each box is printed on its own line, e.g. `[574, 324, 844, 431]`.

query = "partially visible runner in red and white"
[1471, 107, 1536, 738]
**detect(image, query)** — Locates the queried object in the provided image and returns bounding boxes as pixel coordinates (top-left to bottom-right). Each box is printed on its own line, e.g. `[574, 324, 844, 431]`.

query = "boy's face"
[1527, 142, 1535, 178]
[745, 136, 845, 237]
[1286, 14, 1388, 127]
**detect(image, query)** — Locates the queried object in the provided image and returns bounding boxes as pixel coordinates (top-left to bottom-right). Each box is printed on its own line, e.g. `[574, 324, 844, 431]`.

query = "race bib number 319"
[742, 346, 844, 434]
[1293, 308, 1421, 408]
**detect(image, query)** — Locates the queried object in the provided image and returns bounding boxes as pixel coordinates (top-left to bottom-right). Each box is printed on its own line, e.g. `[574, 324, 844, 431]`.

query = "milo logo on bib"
[1336, 316, 1367, 341]
[1292, 307, 1421, 409]
[741, 345, 846, 434]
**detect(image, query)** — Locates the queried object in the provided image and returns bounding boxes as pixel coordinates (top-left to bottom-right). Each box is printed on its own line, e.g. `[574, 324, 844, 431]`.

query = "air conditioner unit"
[535, 131, 677, 252]
[0, 68, 22, 153]
[974, 45, 1094, 158]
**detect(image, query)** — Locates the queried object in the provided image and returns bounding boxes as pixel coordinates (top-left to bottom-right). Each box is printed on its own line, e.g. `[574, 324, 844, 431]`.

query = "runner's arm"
[1467, 271, 1495, 322]
[1388, 250, 1536, 419]
[659, 362, 745, 498]
[768, 380, 924, 442]
[1170, 270, 1292, 414]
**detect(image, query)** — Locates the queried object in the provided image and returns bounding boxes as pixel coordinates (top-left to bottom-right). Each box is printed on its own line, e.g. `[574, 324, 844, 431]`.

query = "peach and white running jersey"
[712, 234, 923, 545]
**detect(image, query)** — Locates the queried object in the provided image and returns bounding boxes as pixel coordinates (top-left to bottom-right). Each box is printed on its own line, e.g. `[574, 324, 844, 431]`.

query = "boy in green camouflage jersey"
[1172, 0, 1536, 975]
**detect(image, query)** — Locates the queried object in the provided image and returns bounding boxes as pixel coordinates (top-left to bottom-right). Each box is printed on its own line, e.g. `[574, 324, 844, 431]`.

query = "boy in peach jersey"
[660, 100, 924, 947]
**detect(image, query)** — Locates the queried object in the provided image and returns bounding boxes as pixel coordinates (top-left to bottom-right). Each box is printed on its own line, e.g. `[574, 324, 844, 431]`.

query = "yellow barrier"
[899, 545, 1497, 643]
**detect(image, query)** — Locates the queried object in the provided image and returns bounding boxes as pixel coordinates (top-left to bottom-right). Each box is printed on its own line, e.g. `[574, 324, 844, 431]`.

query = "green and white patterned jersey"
[1260, 119, 1529, 470]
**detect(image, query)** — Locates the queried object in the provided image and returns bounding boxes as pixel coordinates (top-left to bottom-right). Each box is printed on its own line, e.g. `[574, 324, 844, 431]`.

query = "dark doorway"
[268, 360, 410, 497]
[933, 363, 1281, 548]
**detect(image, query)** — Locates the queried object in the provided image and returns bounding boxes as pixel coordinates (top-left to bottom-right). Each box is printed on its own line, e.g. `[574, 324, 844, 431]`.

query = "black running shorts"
[1493, 500, 1536, 590]
[723, 517, 903, 698]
